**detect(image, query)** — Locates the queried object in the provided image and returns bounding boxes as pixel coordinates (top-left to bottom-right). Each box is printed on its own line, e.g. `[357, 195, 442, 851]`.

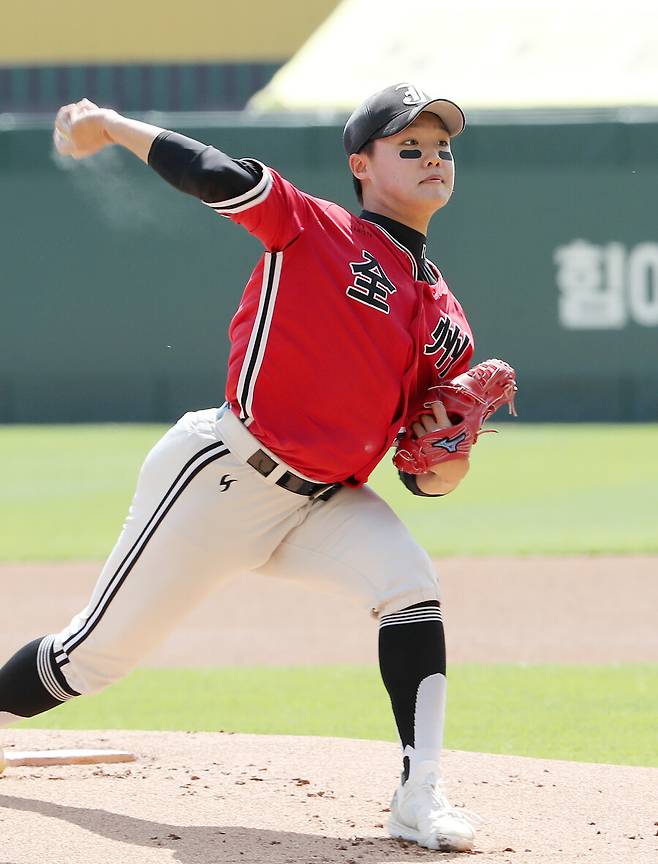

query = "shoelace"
[421, 778, 484, 828]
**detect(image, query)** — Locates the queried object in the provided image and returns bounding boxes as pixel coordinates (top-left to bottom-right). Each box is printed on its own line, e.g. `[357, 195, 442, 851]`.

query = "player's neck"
[360, 194, 432, 235]
[360, 209, 425, 251]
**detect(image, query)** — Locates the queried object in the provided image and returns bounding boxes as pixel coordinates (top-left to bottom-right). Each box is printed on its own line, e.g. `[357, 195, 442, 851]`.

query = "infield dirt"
[2, 556, 658, 863]
[2, 556, 657, 665]
[3, 728, 658, 863]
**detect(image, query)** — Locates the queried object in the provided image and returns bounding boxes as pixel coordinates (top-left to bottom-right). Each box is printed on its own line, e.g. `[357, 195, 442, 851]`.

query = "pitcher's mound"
[1, 729, 656, 863]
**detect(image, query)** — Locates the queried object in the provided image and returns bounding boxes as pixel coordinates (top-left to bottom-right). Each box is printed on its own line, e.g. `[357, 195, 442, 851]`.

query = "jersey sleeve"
[202, 161, 308, 252]
[148, 131, 263, 203]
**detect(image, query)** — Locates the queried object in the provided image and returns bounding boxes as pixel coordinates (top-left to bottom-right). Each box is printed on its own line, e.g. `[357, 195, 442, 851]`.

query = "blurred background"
[1, 0, 656, 424]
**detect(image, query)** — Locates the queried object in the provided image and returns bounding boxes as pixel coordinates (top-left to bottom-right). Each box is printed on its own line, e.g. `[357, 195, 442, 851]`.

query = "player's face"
[356, 113, 455, 231]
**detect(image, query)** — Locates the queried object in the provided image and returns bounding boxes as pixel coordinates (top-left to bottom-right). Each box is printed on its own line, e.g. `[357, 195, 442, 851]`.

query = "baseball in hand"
[53, 99, 113, 159]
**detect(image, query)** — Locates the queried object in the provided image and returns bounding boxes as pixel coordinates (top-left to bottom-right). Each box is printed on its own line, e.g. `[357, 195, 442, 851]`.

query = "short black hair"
[350, 140, 375, 205]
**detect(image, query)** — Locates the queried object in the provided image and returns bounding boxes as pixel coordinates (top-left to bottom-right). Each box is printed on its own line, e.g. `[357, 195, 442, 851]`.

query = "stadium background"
[2, 0, 656, 423]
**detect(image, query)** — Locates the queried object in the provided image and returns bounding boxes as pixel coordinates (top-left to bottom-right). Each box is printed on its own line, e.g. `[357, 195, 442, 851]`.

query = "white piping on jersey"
[203, 160, 273, 213]
[37, 635, 74, 702]
[236, 251, 283, 425]
[360, 219, 419, 280]
[424, 258, 441, 283]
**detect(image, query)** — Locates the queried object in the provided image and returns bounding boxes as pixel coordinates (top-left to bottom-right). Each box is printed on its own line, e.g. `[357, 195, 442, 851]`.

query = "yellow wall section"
[1, 0, 340, 64]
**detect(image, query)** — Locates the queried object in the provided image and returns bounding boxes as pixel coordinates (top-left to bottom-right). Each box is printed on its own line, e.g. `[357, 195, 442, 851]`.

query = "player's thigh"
[254, 485, 439, 616]
[55, 409, 307, 693]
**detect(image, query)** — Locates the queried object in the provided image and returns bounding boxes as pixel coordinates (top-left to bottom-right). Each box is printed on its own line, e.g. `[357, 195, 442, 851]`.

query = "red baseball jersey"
[204, 163, 474, 484]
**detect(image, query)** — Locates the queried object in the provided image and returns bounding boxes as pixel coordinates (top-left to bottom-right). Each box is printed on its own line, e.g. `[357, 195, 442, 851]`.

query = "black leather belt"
[246, 449, 340, 500]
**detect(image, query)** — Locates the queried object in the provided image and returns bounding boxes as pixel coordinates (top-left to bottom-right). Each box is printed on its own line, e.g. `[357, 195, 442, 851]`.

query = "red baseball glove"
[393, 358, 518, 474]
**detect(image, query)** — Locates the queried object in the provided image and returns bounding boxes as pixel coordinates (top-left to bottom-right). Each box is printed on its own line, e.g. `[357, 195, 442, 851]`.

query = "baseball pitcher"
[0, 83, 517, 852]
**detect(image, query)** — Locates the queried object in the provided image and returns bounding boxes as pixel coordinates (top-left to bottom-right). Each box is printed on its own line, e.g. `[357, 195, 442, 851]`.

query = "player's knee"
[407, 545, 440, 594]
[375, 546, 441, 616]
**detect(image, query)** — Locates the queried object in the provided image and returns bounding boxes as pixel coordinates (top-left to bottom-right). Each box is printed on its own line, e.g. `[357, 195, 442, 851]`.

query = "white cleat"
[388, 760, 478, 852]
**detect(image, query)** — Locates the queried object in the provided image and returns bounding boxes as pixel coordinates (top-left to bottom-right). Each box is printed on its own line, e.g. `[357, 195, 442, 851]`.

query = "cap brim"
[375, 98, 466, 140]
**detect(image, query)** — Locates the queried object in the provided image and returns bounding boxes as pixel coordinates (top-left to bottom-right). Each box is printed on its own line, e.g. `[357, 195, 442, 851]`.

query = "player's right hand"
[410, 399, 453, 439]
[54, 99, 115, 160]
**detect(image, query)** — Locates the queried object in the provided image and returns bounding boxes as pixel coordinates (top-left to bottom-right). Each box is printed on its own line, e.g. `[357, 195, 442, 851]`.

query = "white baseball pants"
[51, 408, 440, 697]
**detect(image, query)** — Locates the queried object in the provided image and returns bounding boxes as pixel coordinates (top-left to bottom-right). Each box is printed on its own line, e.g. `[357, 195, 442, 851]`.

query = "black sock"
[378, 601, 447, 782]
[0, 636, 79, 717]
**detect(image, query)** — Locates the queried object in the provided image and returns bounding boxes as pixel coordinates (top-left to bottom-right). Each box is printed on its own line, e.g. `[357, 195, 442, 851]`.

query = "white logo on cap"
[395, 83, 428, 106]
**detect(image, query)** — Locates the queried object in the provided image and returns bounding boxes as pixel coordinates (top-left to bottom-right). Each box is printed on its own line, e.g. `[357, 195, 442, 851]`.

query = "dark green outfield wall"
[1, 120, 657, 423]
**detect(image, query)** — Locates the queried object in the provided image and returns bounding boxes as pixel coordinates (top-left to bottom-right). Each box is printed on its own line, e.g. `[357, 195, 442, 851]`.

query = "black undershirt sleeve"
[398, 470, 445, 498]
[147, 130, 261, 203]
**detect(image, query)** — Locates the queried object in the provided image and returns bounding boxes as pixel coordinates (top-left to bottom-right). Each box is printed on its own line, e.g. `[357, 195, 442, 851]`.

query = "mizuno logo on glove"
[393, 358, 518, 474]
[431, 431, 467, 452]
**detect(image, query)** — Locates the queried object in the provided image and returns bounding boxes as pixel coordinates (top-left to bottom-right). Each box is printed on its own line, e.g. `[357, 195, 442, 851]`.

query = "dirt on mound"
[3, 555, 658, 666]
[2, 729, 657, 863]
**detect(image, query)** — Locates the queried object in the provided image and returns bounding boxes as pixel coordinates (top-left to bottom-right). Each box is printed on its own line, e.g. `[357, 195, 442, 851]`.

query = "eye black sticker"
[399, 149, 453, 161]
[400, 149, 422, 159]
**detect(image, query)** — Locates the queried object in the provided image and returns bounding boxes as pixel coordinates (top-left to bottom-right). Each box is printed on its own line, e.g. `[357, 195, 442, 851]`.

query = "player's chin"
[416, 189, 452, 213]
[416, 182, 452, 206]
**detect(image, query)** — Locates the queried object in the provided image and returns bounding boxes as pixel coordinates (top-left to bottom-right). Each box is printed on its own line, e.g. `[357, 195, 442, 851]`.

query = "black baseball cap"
[343, 83, 465, 155]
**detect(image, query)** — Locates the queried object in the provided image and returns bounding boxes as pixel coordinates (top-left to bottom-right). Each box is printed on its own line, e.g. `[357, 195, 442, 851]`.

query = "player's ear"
[349, 152, 369, 182]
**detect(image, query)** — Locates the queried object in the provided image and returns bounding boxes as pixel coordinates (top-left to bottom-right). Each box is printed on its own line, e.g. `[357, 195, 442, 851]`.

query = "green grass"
[0, 424, 163, 560]
[16, 664, 658, 768]
[376, 423, 658, 555]
[1, 423, 657, 559]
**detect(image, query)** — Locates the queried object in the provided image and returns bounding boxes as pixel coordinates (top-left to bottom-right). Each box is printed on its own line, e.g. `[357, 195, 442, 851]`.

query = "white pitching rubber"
[4, 749, 137, 768]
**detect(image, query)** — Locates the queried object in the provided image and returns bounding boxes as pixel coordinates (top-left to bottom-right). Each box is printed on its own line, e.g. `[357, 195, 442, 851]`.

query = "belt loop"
[264, 463, 289, 485]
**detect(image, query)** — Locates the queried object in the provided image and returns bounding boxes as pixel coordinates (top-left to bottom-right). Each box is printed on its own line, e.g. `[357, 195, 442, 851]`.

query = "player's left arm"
[400, 290, 475, 497]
